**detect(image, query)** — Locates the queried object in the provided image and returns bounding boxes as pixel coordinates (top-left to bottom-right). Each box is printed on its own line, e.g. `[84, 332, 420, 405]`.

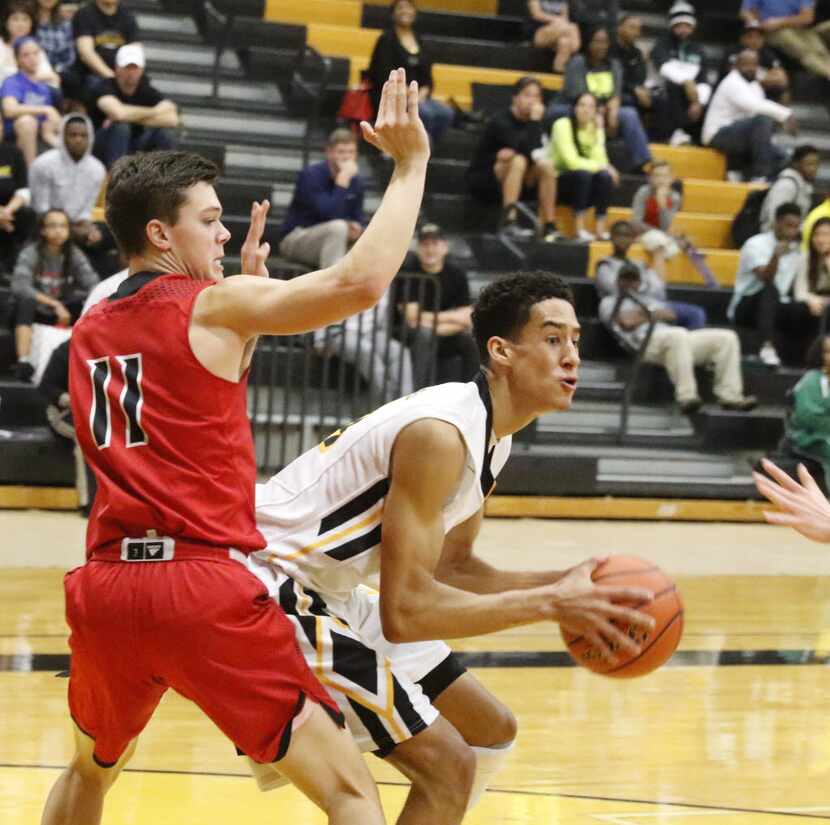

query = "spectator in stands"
[803, 192, 830, 254]
[612, 14, 652, 118]
[10, 208, 98, 382]
[549, 91, 618, 242]
[1, 37, 62, 166]
[0, 141, 34, 278]
[741, 0, 830, 81]
[599, 262, 757, 413]
[36, 0, 77, 81]
[720, 19, 790, 102]
[92, 44, 179, 168]
[30, 113, 118, 276]
[730, 202, 819, 367]
[566, 0, 620, 42]
[0, 2, 60, 86]
[631, 160, 684, 259]
[366, 0, 453, 146]
[781, 333, 830, 490]
[467, 76, 560, 242]
[760, 144, 818, 233]
[279, 127, 365, 269]
[806, 217, 830, 308]
[702, 50, 796, 182]
[596, 219, 707, 329]
[526, 1, 581, 74]
[650, 1, 711, 145]
[397, 223, 478, 387]
[554, 26, 652, 174]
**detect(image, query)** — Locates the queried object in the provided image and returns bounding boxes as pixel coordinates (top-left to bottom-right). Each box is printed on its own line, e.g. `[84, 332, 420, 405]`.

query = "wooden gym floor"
[3, 510, 830, 824]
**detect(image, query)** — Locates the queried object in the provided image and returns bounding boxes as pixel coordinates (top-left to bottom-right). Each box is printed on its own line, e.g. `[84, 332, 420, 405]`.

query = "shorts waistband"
[90, 537, 250, 564]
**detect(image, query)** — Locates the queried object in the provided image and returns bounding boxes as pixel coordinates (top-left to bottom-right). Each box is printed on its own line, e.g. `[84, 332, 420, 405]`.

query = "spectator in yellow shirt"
[549, 91, 619, 241]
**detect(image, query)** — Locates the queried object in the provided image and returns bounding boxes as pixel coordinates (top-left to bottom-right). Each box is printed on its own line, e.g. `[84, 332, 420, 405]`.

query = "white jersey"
[254, 378, 512, 603]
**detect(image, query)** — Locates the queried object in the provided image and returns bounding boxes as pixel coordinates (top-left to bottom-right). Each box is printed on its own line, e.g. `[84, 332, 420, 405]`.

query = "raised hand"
[547, 557, 655, 662]
[360, 68, 430, 168]
[754, 458, 830, 543]
[240, 200, 271, 278]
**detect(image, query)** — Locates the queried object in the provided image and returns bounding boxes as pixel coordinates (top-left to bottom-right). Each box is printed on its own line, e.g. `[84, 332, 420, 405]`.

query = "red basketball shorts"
[64, 546, 343, 766]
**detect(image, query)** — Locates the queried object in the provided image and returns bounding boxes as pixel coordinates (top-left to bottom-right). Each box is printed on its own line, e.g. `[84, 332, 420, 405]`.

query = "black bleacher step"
[222, 215, 283, 255]
[700, 406, 784, 450]
[216, 179, 275, 214]
[596, 475, 759, 500]
[361, 5, 526, 43]
[136, 12, 203, 46]
[0, 381, 46, 426]
[0, 427, 74, 486]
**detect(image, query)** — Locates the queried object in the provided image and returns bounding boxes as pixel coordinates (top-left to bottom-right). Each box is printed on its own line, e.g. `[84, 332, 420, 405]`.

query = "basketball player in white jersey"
[246, 271, 656, 823]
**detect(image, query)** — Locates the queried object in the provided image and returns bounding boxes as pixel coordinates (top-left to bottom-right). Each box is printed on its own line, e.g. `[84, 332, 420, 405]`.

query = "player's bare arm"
[754, 458, 830, 543]
[435, 508, 569, 594]
[192, 68, 429, 343]
[380, 418, 656, 655]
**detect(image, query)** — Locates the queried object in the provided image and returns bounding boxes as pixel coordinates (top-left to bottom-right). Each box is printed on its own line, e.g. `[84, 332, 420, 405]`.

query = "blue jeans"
[708, 115, 786, 181]
[667, 300, 707, 330]
[419, 98, 453, 145]
[93, 122, 178, 168]
[617, 105, 651, 169]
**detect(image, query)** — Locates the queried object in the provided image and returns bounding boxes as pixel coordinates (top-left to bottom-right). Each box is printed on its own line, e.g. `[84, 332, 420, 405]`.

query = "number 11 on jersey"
[87, 354, 148, 449]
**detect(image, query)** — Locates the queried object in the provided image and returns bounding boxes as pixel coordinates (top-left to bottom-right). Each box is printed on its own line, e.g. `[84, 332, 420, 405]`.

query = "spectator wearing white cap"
[650, 1, 712, 145]
[69, 0, 138, 100]
[91, 43, 179, 168]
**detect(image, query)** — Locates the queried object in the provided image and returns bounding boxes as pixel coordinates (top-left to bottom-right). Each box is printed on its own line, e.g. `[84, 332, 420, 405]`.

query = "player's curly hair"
[472, 271, 574, 365]
[106, 151, 220, 258]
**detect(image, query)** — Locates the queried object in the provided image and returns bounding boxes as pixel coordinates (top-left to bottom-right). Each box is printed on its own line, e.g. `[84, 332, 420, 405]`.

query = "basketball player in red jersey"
[41, 69, 427, 825]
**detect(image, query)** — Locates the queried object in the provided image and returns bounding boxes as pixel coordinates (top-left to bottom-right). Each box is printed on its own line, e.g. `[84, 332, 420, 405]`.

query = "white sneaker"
[669, 128, 692, 146]
[759, 342, 781, 368]
[576, 229, 596, 243]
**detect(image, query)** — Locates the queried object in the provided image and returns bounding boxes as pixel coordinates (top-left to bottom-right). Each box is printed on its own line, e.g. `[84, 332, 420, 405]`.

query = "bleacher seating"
[4, 0, 828, 508]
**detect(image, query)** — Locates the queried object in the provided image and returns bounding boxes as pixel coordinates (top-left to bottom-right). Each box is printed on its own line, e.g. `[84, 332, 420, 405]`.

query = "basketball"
[561, 555, 684, 678]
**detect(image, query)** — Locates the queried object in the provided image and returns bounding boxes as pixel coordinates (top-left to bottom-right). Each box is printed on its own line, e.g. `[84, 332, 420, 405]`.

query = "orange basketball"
[560, 555, 684, 678]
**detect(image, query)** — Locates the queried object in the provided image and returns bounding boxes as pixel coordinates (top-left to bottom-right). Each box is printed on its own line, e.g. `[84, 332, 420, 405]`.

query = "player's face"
[509, 298, 581, 413]
[165, 181, 231, 281]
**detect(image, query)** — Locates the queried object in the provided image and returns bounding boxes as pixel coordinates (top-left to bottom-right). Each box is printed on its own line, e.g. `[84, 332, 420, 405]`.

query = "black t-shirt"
[396, 261, 471, 313]
[92, 75, 165, 130]
[468, 110, 544, 179]
[610, 42, 647, 102]
[0, 143, 27, 207]
[73, 2, 139, 72]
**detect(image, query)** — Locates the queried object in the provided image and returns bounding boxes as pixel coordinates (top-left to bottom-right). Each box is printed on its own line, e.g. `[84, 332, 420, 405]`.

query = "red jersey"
[69, 272, 265, 558]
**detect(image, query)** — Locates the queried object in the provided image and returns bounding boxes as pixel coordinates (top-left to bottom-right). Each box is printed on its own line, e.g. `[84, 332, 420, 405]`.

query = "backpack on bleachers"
[731, 187, 769, 248]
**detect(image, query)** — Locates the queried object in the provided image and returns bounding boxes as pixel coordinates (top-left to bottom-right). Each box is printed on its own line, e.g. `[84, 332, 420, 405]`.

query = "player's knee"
[424, 737, 476, 810]
[490, 703, 518, 745]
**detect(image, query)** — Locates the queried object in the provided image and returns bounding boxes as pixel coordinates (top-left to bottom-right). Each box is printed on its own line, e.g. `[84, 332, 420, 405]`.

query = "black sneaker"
[720, 395, 758, 412]
[14, 361, 34, 383]
[679, 397, 703, 415]
[540, 223, 562, 243]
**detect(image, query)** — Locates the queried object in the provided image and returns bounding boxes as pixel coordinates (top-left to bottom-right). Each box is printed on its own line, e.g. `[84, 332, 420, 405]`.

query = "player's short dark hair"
[792, 144, 819, 164]
[106, 151, 219, 258]
[775, 201, 802, 221]
[472, 271, 574, 365]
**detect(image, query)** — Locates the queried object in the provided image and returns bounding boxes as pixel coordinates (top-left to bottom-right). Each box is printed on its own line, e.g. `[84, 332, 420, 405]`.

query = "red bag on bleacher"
[337, 80, 374, 135]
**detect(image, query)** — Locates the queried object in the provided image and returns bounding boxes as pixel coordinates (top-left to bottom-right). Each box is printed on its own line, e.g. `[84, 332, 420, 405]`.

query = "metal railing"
[250, 273, 451, 475]
[611, 290, 657, 444]
[198, 0, 331, 166]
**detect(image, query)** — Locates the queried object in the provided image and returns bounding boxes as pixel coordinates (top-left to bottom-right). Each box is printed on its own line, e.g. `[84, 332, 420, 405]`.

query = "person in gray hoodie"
[10, 207, 98, 381]
[29, 113, 118, 274]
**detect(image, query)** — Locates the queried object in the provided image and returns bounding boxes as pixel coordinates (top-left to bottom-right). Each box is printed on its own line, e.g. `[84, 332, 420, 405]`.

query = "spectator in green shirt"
[549, 91, 619, 241]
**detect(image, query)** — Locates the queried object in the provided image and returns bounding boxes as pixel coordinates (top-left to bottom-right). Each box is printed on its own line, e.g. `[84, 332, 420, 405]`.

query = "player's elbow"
[379, 597, 422, 644]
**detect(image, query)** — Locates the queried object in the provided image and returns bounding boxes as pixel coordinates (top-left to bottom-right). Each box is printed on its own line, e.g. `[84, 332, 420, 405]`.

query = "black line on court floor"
[1, 762, 828, 819]
[2, 649, 830, 673]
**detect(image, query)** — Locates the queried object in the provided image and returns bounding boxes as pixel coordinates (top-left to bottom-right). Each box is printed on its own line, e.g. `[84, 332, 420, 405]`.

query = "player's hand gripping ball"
[561, 555, 684, 677]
